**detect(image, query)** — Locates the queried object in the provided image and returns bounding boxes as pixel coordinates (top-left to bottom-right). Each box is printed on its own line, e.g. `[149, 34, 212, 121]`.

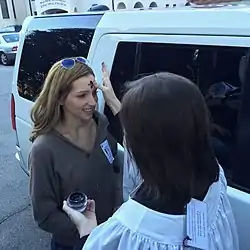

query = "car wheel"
[0, 52, 9, 66]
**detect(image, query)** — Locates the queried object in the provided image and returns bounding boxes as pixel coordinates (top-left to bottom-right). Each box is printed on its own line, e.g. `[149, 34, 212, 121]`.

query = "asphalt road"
[0, 65, 50, 249]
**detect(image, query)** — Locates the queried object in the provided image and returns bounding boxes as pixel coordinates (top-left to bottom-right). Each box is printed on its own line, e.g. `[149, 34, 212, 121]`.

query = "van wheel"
[0, 52, 9, 66]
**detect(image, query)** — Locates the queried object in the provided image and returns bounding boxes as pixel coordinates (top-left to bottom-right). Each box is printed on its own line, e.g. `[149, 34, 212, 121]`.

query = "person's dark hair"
[120, 72, 219, 206]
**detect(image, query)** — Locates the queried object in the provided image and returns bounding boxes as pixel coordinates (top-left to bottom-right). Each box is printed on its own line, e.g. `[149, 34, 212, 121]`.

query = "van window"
[110, 41, 249, 192]
[17, 14, 102, 101]
[110, 42, 137, 99]
[105, 42, 137, 121]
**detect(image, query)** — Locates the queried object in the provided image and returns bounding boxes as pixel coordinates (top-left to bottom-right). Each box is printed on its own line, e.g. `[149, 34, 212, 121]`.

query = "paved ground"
[0, 65, 50, 250]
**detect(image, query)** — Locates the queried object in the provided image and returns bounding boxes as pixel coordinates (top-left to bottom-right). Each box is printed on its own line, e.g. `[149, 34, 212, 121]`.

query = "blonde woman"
[29, 58, 123, 250]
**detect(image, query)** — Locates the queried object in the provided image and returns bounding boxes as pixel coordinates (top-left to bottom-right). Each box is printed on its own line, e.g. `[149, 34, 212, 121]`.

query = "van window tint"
[110, 41, 249, 192]
[105, 42, 137, 123]
[110, 42, 137, 100]
[17, 14, 102, 101]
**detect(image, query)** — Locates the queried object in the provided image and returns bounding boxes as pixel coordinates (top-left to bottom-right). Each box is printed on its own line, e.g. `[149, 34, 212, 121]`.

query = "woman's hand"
[62, 200, 97, 238]
[98, 62, 121, 115]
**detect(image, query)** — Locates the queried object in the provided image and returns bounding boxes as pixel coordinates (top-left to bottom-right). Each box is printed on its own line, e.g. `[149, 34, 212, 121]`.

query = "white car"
[0, 32, 19, 65]
[12, 4, 250, 249]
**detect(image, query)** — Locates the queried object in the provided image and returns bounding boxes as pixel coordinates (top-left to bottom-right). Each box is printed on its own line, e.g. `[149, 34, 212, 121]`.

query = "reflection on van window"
[138, 43, 245, 173]
[2, 33, 19, 43]
[110, 41, 248, 191]
[18, 28, 94, 101]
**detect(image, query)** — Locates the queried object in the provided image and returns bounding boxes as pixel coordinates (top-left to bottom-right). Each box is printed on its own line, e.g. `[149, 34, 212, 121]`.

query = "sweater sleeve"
[73, 235, 89, 250]
[107, 112, 123, 145]
[114, 157, 123, 210]
[29, 143, 78, 237]
[106, 111, 123, 208]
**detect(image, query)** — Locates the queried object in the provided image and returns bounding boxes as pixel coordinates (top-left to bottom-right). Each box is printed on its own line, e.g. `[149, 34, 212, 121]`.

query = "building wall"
[35, 0, 187, 14]
[0, 0, 32, 28]
[0, 0, 243, 28]
[72, 0, 187, 11]
[35, 0, 71, 15]
[2, 0, 223, 28]
[0, 0, 16, 27]
[0, 0, 186, 29]
[14, 0, 31, 24]
[113, 0, 186, 10]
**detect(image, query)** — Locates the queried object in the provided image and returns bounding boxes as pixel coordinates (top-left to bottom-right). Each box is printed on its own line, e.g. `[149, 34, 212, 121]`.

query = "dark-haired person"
[63, 72, 239, 250]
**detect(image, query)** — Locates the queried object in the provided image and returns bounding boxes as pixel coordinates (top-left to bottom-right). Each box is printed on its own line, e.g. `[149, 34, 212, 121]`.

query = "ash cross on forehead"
[89, 81, 94, 89]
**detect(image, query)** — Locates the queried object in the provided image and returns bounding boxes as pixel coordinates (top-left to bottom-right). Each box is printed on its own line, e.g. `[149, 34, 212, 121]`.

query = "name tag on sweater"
[185, 198, 208, 250]
[100, 140, 114, 164]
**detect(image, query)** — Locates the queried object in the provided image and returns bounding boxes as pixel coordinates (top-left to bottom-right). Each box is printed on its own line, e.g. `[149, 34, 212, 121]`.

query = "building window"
[0, 0, 10, 19]
[134, 2, 143, 8]
[117, 2, 126, 9]
[149, 2, 157, 7]
[11, 0, 16, 18]
[42, 9, 68, 15]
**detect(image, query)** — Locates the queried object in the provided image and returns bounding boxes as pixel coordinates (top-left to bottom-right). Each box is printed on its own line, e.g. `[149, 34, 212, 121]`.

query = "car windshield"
[2, 33, 19, 43]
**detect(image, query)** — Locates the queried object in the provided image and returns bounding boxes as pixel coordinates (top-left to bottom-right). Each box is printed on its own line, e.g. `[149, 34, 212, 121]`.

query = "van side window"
[17, 15, 102, 101]
[105, 42, 137, 121]
[110, 42, 137, 99]
[110, 41, 249, 191]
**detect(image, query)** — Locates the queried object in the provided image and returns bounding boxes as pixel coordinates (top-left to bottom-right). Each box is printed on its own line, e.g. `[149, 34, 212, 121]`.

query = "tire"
[0, 52, 9, 66]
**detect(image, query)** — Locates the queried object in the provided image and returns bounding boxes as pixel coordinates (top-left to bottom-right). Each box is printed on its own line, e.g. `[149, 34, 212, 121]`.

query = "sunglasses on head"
[61, 57, 91, 69]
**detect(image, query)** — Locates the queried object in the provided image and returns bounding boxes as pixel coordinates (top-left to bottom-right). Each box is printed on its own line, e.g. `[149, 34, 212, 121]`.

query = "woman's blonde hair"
[30, 57, 94, 142]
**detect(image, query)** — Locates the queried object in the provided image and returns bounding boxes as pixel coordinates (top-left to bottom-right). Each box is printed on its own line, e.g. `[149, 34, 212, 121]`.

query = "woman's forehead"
[71, 75, 96, 92]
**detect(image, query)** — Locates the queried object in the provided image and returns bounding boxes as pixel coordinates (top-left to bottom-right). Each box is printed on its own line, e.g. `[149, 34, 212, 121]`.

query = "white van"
[12, 4, 250, 249]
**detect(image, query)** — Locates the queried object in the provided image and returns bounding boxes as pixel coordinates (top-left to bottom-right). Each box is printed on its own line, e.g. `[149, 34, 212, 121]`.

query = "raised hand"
[98, 62, 121, 115]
